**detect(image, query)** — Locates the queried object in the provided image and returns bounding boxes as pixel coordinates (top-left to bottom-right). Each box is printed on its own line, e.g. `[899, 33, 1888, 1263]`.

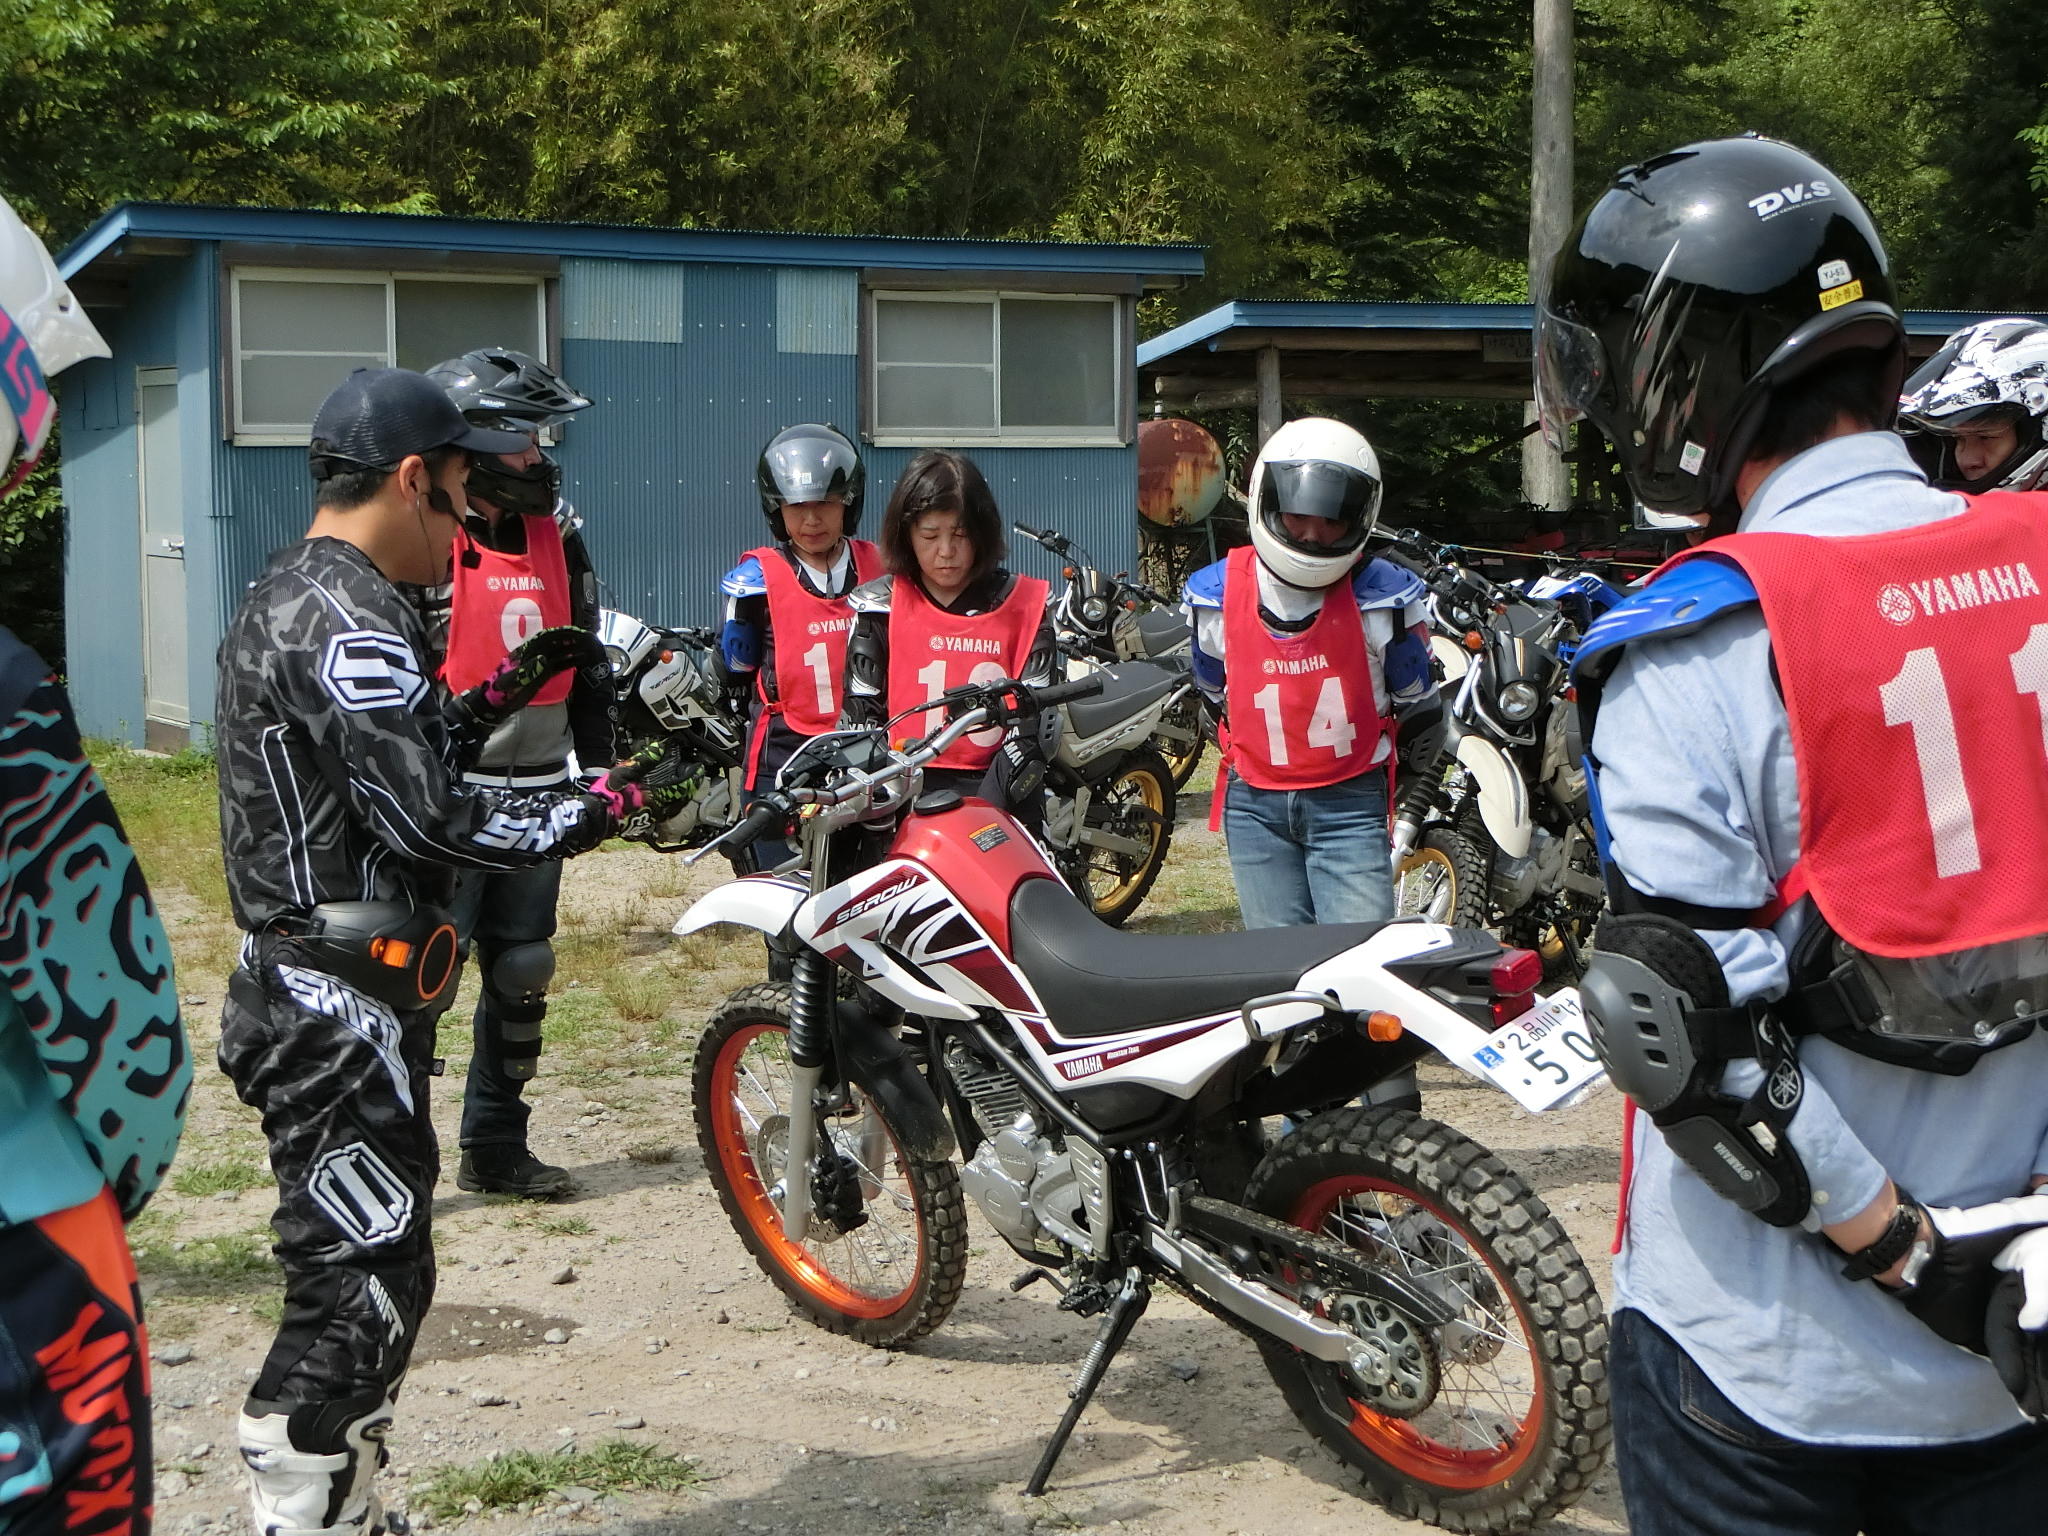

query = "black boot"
[457, 1144, 575, 1199]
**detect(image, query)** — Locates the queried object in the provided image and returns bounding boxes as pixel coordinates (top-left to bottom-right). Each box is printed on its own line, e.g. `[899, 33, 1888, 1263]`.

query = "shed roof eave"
[58, 201, 1207, 285]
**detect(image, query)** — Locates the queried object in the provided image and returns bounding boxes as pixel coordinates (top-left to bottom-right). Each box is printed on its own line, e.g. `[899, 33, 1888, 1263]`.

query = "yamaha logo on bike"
[1877, 584, 1916, 626]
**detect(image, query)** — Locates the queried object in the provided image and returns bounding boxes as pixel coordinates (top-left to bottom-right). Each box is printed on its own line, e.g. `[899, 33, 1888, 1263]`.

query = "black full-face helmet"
[1535, 135, 1906, 519]
[427, 348, 591, 517]
[757, 423, 864, 540]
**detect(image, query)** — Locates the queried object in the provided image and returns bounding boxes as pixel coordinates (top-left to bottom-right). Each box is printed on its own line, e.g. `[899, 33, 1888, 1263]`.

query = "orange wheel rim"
[707, 1022, 923, 1319]
[1290, 1175, 1544, 1490]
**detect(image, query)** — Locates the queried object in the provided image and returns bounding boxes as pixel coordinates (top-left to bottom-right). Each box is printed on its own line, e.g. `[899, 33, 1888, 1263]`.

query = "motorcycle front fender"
[1429, 633, 1469, 684]
[836, 1004, 956, 1161]
[673, 875, 807, 939]
[1455, 734, 1531, 859]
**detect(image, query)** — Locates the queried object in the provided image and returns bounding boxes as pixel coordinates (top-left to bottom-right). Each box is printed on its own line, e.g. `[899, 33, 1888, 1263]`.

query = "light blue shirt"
[1595, 430, 2048, 1446]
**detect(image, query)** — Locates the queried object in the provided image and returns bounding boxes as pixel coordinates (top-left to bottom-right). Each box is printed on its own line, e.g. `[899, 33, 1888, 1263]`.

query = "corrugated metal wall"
[65, 250, 1140, 734]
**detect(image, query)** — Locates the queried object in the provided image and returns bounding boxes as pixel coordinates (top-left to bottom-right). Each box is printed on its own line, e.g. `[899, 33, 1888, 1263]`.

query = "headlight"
[1080, 596, 1110, 627]
[1498, 680, 1542, 722]
[603, 644, 630, 676]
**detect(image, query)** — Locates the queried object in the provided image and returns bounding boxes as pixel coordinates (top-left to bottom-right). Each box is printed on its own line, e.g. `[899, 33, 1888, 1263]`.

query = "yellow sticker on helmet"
[1819, 279, 1865, 312]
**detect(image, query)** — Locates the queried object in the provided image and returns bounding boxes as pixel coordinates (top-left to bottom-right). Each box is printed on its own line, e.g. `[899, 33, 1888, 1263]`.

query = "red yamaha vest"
[1673, 490, 2048, 958]
[1221, 545, 1388, 791]
[442, 514, 573, 703]
[886, 574, 1049, 772]
[752, 540, 882, 735]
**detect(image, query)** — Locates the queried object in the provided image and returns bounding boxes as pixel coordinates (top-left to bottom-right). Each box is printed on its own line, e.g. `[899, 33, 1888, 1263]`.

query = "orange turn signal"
[658, 649, 673, 664]
[1463, 630, 1485, 652]
[1366, 1011, 1404, 1042]
[370, 937, 413, 969]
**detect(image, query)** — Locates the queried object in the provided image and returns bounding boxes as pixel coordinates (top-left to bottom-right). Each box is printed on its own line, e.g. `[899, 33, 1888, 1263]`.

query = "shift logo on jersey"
[475, 800, 583, 854]
[278, 965, 413, 1113]
[308, 1141, 416, 1245]
[320, 629, 428, 713]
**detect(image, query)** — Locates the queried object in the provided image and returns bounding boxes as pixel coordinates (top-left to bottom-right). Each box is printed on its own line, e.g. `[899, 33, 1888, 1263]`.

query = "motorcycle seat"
[1064, 661, 1181, 739]
[1007, 876, 1382, 1036]
[1134, 608, 1189, 656]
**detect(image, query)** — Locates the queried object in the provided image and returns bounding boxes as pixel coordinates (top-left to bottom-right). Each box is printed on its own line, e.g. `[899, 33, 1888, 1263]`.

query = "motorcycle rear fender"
[674, 875, 806, 940]
[1296, 923, 1517, 1093]
[1455, 733, 1531, 858]
[836, 1004, 955, 1160]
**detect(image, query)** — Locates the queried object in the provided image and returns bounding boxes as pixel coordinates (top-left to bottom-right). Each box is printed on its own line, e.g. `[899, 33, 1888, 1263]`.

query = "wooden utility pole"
[1523, 0, 1574, 511]
[1255, 345, 1283, 452]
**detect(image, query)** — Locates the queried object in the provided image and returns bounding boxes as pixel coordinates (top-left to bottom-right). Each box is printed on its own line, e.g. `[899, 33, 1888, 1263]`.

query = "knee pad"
[1583, 913, 1810, 1227]
[480, 939, 554, 1079]
[238, 1393, 393, 1536]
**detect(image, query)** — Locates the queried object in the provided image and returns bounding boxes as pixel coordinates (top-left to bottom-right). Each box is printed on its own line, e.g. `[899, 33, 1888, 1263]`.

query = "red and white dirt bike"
[677, 675, 1611, 1533]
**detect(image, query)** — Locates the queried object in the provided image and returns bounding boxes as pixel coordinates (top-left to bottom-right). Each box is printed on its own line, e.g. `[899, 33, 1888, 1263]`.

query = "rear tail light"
[1491, 948, 1543, 997]
[1489, 946, 1542, 1027]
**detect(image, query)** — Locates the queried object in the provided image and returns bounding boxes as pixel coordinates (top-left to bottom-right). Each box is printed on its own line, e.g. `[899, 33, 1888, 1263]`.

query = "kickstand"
[1024, 1268, 1151, 1497]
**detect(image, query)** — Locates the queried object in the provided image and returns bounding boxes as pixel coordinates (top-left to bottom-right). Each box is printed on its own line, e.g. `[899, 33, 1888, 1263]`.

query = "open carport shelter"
[53, 203, 1202, 750]
[1138, 297, 2048, 443]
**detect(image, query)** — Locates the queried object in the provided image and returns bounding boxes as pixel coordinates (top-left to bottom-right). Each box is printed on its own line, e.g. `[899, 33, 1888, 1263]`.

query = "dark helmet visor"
[1535, 305, 1607, 453]
[1257, 461, 1381, 551]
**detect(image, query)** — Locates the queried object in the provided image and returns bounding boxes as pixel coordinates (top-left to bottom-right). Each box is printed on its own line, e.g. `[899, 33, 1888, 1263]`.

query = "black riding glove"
[447, 626, 608, 761]
[1895, 1194, 2048, 1354]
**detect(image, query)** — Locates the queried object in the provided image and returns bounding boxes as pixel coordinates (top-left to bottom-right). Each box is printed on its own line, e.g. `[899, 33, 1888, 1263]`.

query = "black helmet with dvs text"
[427, 348, 592, 517]
[1535, 134, 1906, 521]
[757, 423, 864, 540]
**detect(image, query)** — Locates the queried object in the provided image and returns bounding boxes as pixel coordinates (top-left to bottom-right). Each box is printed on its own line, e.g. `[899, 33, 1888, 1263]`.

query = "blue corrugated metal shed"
[55, 204, 1203, 747]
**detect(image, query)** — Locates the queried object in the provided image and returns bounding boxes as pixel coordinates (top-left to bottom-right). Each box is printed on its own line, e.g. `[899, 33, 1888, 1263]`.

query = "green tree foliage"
[0, 0, 431, 244]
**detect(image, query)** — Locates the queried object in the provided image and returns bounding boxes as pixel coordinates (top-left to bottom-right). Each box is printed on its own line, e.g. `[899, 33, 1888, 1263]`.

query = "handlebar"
[1013, 521, 1073, 555]
[687, 672, 1106, 863]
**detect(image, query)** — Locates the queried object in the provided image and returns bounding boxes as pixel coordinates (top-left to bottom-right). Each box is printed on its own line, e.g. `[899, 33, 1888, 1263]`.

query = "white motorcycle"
[676, 673, 1611, 1533]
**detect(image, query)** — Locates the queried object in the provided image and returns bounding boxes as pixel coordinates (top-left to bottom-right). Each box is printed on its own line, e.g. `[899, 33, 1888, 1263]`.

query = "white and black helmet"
[1898, 318, 2048, 493]
[1246, 418, 1383, 589]
[428, 347, 591, 517]
[0, 194, 109, 494]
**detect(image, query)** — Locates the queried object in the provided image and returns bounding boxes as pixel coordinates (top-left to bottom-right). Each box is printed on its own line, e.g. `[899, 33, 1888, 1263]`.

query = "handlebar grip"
[1031, 674, 1107, 710]
[727, 798, 788, 846]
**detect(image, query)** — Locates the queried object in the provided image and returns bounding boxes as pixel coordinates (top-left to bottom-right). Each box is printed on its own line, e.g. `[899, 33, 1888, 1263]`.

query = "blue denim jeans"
[1223, 768, 1395, 929]
[449, 860, 562, 1149]
[1611, 1307, 2048, 1535]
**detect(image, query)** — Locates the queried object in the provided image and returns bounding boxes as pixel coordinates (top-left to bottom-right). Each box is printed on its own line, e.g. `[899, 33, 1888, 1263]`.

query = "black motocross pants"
[217, 942, 438, 1408]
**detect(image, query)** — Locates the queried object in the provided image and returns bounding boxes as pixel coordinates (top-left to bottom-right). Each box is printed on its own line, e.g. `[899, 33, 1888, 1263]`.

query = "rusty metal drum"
[1137, 417, 1224, 527]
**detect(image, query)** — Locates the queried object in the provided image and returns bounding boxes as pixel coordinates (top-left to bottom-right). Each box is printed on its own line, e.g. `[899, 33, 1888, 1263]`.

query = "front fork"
[780, 948, 834, 1242]
[1386, 753, 1443, 868]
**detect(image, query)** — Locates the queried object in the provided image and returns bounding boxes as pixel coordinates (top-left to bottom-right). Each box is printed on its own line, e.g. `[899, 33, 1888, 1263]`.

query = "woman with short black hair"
[841, 451, 1056, 800]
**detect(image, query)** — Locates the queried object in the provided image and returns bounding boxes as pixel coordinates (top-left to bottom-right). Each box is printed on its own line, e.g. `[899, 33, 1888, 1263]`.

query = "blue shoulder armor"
[1183, 558, 1227, 611]
[1571, 557, 1757, 689]
[721, 553, 767, 600]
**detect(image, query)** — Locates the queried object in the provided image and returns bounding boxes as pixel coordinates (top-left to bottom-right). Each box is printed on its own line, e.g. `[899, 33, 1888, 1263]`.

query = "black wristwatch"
[1840, 1193, 1925, 1284]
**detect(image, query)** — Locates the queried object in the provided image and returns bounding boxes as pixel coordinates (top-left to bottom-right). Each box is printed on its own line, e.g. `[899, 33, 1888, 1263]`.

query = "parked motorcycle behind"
[1376, 533, 1612, 978]
[596, 607, 748, 853]
[1016, 520, 1212, 789]
[676, 672, 1610, 1532]
[1011, 522, 1190, 925]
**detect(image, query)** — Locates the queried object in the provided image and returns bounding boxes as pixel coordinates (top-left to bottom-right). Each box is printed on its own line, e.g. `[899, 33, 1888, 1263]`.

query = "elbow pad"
[1581, 912, 1811, 1227]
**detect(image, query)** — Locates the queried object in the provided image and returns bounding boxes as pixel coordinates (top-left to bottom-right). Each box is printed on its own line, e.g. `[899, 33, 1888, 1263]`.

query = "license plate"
[1469, 990, 1609, 1113]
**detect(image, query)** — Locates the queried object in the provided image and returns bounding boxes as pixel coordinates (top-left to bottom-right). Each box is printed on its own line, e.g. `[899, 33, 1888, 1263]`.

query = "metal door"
[137, 368, 188, 739]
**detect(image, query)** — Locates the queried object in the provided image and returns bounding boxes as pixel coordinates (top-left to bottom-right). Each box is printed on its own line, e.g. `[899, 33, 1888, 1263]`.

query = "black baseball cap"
[308, 367, 529, 478]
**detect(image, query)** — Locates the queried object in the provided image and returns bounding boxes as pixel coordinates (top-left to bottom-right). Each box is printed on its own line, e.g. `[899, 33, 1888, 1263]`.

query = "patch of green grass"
[515, 1212, 593, 1238]
[133, 1228, 278, 1296]
[413, 1440, 702, 1519]
[87, 739, 229, 914]
[171, 1157, 269, 1197]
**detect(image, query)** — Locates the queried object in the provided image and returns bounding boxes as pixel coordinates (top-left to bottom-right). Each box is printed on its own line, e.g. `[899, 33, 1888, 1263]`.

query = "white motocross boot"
[237, 1396, 395, 1536]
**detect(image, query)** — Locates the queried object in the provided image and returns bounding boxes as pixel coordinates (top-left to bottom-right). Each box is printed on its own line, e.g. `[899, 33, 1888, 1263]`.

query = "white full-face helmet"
[0, 195, 110, 495]
[1898, 318, 2048, 493]
[1246, 417, 1384, 589]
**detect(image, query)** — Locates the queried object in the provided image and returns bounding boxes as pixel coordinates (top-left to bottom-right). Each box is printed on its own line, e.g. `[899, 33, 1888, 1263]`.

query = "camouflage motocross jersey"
[216, 537, 612, 933]
[0, 627, 189, 1227]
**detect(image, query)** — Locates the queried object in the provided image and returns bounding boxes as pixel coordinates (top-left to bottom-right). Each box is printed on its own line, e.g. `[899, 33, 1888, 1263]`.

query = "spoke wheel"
[1395, 827, 1490, 930]
[1246, 1108, 1609, 1533]
[693, 983, 966, 1346]
[1155, 696, 1207, 790]
[1065, 747, 1174, 928]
